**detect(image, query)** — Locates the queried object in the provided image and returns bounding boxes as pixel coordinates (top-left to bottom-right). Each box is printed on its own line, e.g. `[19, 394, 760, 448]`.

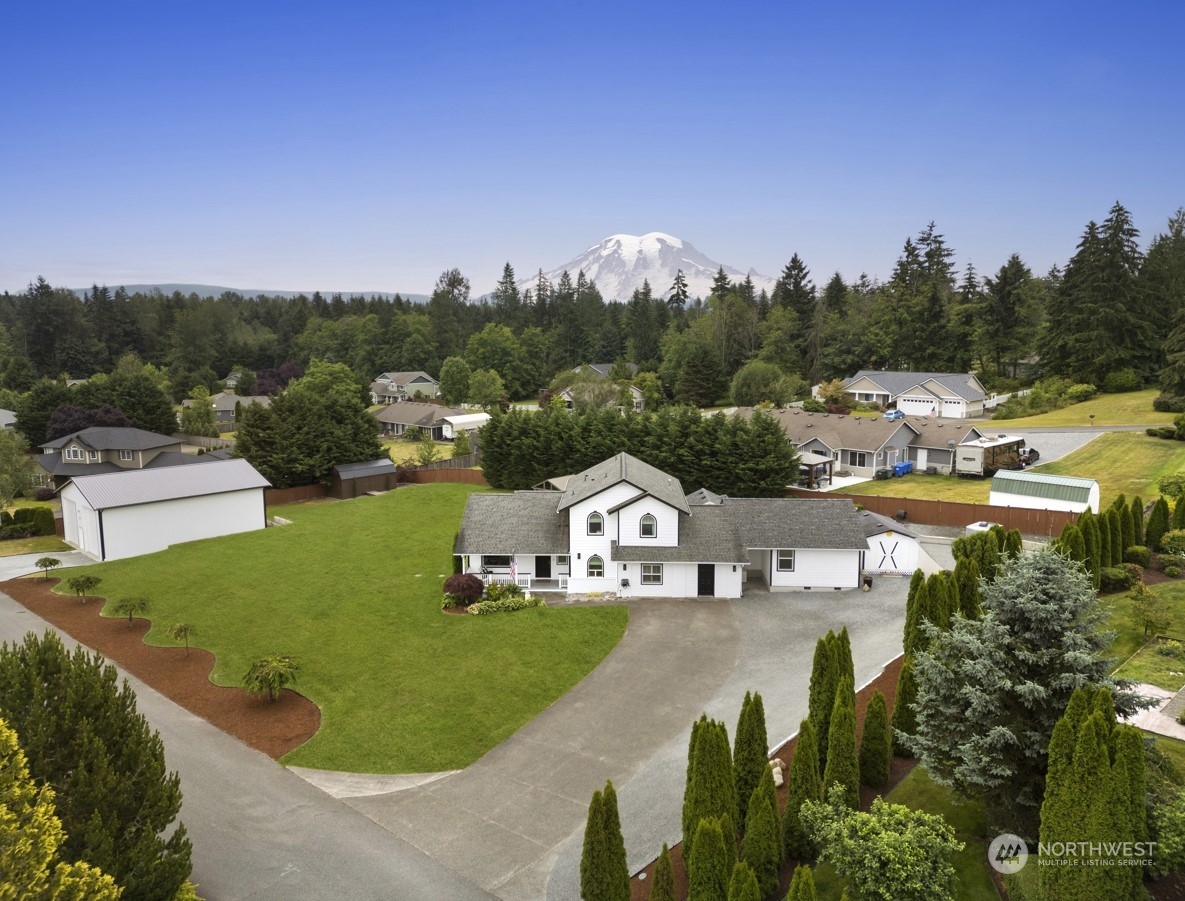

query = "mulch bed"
[0, 577, 320, 760]
[629, 655, 913, 900]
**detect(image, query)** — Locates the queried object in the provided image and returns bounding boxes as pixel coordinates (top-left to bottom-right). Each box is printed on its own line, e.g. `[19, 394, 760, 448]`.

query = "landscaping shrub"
[1160, 426, 1179, 440]
[483, 581, 525, 603]
[1155, 393, 1185, 413]
[1156, 640, 1185, 660]
[1162, 530, 1185, 557]
[442, 573, 483, 605]
[0, 511, 11, 526]
[1103, 368, 1142, 393]
[467, 595, 544, 615]
[0, 524, 34, 541]
[32, 487, 53, 501]
[1149, 427, 1163, 437]
[30, 507, 54, 536]
[801, 397, 826, 413]
[1125, 546, 1151, 567]
[11, 508, 33, 525]
[1065, 382, 1099, 403]
[1100, 566, 1138, 593]
[1168, 566, 1182, 578]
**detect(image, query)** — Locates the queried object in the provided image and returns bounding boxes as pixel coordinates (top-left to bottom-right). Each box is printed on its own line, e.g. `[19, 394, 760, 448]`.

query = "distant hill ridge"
[70, 283, 429, 303]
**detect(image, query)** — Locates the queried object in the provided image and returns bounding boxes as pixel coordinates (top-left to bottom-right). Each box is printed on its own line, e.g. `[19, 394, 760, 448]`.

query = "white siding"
[614, 496, 680, 547]
[59, 485, 102, 559]
[989, 487, 1099, 515]
[616, 562, 743, 599]
[567, 483, 642, 593]
[95, 489, 266, 561]
[864, 534, 921, 574]
[765, 548, 862, 590]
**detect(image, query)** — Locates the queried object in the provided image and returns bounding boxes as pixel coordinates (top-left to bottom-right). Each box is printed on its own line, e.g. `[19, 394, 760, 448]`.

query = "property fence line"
[175, 434, 235, 449]
[404, 468, 489, 486]
[785, 488, 1079, 536]
[265, 484, 328, 505]
[411, 452, 481, 471]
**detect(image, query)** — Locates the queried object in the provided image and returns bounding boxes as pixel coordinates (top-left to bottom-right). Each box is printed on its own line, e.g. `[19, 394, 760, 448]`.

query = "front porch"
[458, 553, 573, 594]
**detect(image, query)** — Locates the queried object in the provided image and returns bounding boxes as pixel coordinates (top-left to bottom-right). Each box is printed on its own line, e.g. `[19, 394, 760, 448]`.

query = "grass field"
[1113, 639, 1185, 692]
[989, 389, 1173, 428]
[382, 439, 455, 464]
[840, 472, 989, 503]
[0, 535, 71, 558]
[70, 484, 628, 773]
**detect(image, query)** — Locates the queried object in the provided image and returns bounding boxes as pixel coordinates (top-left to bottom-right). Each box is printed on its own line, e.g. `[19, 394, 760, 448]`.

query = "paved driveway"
[0, 550, 92, 581]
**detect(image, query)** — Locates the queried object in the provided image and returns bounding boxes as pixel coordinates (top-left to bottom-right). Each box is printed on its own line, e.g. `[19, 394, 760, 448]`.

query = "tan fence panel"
[265, 484, 329, 505]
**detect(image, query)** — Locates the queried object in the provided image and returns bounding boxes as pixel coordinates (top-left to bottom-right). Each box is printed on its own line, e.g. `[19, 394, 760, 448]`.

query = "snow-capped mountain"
[518, 232, 776, 302]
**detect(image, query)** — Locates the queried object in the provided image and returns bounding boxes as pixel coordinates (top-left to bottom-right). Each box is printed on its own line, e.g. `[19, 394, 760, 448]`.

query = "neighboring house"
[0, 409, 15, 430]
[834, 371, 988, 419]
[859, 510, 922, 575]
[455, 452, 869, 598]
[572, 363, 638, 379]
[222, 369, 242, 390]
[901, 420, 990, 475]
[372, 402, 489, 440]
[989, 471, 1099, 514]
[748, 408, 919, 480]
[369, 371, 441, 405]
[181, 391, 271, 423]
[559, 383, 645, 412]
[35, 427, 208, 489]
[59, 457, 270, 561]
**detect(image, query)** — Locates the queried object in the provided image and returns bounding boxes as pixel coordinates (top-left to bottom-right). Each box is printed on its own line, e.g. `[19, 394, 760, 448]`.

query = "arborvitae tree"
[1175, 492, 1185, 532]
[783, 719, 822, 861]
[1148, 496, 1171, 551]
[822, 678, 860, 810]
[953, 557, 982, 619]
[892, 657, 918, 757]
[734, 691, 769, 832]
[648, 843, 675, 901]
[688, 817, 730, 901]
[682, 715, 707, 859]
[786, 863, 818, 901]
[581, 788, 605, 901]
[720, 811, 738, 872]
[580, 781, 630, 901]
[925, 572, 952, 631]
[753, 762, 780, 847]
[740, 787, 780, 899]
[1108, 508, 1124, 565]
[834, 626, 854, 693]
[1065, 523, 1087, 569]
[859, 690, 892, 788]
[1131, 495, 1146, 546]
[727, 860, 762, 901]
[1120, 501, 1136, 554]
[0, 631, 191, 900]
[903, 572, 928, 656]
[683, 719, 738, 867]
[807, 632, 839, 772]
[1098, 513, 1113, 573]
[1005, 528, 1023, 559]
[1081, 512, 1102, 588]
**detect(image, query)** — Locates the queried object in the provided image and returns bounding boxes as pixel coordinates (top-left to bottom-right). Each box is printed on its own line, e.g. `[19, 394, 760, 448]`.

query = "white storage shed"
[989, 470, 1100, 514]
[59, 458, 271, 561]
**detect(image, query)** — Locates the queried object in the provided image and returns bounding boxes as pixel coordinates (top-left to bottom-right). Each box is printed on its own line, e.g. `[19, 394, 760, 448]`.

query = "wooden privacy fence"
[265, 484, 328, 505]
[175, 434, 235, 449]
[785, 488, 1079, 537]
[412, 453, 481, 471]
[404, 468, 489, 486]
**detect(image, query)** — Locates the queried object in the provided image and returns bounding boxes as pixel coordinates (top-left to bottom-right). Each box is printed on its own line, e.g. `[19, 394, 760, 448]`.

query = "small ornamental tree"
[416, 433, 441, 465]
[580, 780, 629, 901]
[113, 595, 150, 627]
[443, 573, 484, 605]
[783, 718, 823, 861]
[648, 843, 675, 901]
[859, 690, 892, 788]
[66, 573, 101, 604]
[1132, 582, 1172, 638]
[452, 429, 472, 456]
[34, 557, 60, 581]
[167, 623, 196, 655]
[242, 654, 300, 702]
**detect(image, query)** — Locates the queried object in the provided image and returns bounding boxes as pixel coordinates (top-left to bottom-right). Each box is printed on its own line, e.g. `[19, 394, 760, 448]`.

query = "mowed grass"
[71, 484, 628, 773]
[382, 439, 455, 464]
[0, 535, 70, 558]
[989, 388, 1173, 428]
[1109, 579, 1185, 666]
[1113, 640, 1185, 693]
[841, 473, 989, 503]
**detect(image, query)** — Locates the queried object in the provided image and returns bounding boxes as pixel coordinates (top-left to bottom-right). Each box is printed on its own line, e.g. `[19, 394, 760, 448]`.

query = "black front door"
[535, 556, 552, 579]
[697, 564, 715, 597]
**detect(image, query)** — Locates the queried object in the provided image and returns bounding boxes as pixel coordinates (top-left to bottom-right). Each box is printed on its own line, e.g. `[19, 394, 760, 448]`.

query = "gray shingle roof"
[845, 370, 986, 402]
[857, 509, 917, 539]
[65, 458, 270, 510]
[686, 488, 724, 506]
[456, 491, 570, 555]
[904, 420, 984, 449]
[0, 409, 15, 429]
[729, 497, 869, 550]
[557, 453, 689, 513]
[372, 402, 462, 427]
[334, 459, 397, 478]
[611, 506, 746, 563]
[749, 408, 917, 453]
[42, 427, 180, 453]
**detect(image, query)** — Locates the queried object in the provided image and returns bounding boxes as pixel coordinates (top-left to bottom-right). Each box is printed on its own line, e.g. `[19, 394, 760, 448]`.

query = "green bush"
[1162, 530, 1185, 556]
[1065, 382, 1098, 403]
[467, 595, 545, 615]
[442, 573, 483, 604]
[1167, 566, 1182, 578]
[1124, 546, 1151, 567]
[1160, 427, 1180, 440]
[1156, 640, 1185, 660]
[1103, 368, 1141, 393]
[1100, 566, 1138, 593]
[30, 507, 55, 536]
[0, 511, 11, 526]
[12, 508, 33, 525]
[801, 397, 826, 413]
[1155, 394, 1185, 413]
[1149, 427, 1163, 437]
[484, 581, 525, 603]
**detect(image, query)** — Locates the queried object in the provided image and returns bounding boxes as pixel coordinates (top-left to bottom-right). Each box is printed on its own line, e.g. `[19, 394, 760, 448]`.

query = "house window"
[66, 446, 83, 461]
[587, 555, 604, 578]
[119, 450, 133, 461]
[587, 512, 604, 535]
[482, 555, 511, 568]
[641, 564, 662, 585]
[777, 550, 796, 572]
[851, 452, 867, 468]
[557, 556, 569, 566]
[88, 451, 98, 460]
[640, 514, 656, 538]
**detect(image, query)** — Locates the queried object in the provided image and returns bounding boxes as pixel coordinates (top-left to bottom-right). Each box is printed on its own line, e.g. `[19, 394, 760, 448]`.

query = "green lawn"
[70, 484, 628, 773]
[841, 473, 989, 503]
[382, 439, 455, 464]
[990, 389, 1173, 428]
[1113, 639, 1185, 693]
[0, 535, 71, 558]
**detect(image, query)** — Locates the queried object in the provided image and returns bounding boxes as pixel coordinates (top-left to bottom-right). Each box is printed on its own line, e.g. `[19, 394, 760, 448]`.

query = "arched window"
[640, 514, 657, 538]
[587, 512, 604, 535]
[587, 555, 604, 578]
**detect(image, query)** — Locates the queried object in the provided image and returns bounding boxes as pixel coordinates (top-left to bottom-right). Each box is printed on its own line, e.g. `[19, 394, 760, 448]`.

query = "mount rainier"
[517, 232, 776, 302]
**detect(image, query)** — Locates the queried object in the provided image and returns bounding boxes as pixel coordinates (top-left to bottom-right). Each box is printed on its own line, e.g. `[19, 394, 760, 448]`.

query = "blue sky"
[3, 1, 1182, 296]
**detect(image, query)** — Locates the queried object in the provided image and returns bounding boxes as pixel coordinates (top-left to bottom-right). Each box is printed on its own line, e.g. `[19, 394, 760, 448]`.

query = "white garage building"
[60, 458, 271, 561]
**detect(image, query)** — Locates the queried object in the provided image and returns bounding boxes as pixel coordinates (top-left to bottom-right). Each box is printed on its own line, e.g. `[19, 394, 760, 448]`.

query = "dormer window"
[120, 450, 134, 462]
[66, 446, 83, 461]
[640, 514, 656, 538]
[88, 451, 98, 460]
[587, 512, 604, 536]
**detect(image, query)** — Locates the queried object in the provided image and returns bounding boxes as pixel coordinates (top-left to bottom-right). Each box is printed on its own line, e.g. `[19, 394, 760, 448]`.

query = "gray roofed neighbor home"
[845, 370, 986, 402]
[373, 402, 462, 428]
[456, 492, 570, 555]
[685, 488, 724, 506]
[573, 363, 638, 379]
[0, 409, 15, 429]
[611, 506, 746, 563]
[64, 458, 270, 510]
[334, 459, 397, 478]
[41, 427, 181, 453]
[376, 370, 438, 384]
[905, 420, 984, 448]
[857, 509, 917, 539]
[729, 497, 868, 550]
[990, 470, 1097, 503]
[747, 407, 916, 453]
[557, 453, 690, 513]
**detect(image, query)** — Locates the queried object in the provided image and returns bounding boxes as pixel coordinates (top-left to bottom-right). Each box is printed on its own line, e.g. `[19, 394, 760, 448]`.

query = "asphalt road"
[0, 591, 494, 901]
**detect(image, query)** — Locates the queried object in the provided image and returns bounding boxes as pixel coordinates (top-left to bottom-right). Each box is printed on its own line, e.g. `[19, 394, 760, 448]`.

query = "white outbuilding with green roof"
[988, 470, 1100, 514]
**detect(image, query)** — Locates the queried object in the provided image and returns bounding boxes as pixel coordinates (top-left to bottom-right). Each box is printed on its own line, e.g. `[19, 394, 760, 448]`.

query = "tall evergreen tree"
[648, 844, 674, 901]
[892, 657, 918, 758]
[727, 861, 761, 901]
[668, 270, 689, 309]
[682, 719, 738, 866]
[980, 254, 1037, 377]
[580, 781, 629, 901]
[1131, 495, 1146, 546]
[953, 557, 982, 620]
[688, 817, 730, 901]
[821, 678, 860, 810]
[783, 719, 822, 861]
[734, 691, 769, 831]
[786, 863, 818, 901]
[740, 786, 780, 899]
[807, 632, 839, 771]
[859, 690, 892, 788]
[1147, 496, 1171, 551]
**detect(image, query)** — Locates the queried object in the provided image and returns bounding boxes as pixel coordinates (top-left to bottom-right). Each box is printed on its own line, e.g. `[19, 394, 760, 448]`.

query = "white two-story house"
[455, 453, 869, 598]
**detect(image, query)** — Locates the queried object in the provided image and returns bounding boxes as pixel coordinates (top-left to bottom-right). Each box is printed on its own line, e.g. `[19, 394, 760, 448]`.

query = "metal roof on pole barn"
[989, 470, 1097, 504]
[65, 458, 271, 510]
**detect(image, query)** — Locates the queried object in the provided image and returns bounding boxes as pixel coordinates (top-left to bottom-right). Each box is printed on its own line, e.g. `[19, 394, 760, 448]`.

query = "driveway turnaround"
[0, 551, 93, 582]
[0, 592, 494, 901]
